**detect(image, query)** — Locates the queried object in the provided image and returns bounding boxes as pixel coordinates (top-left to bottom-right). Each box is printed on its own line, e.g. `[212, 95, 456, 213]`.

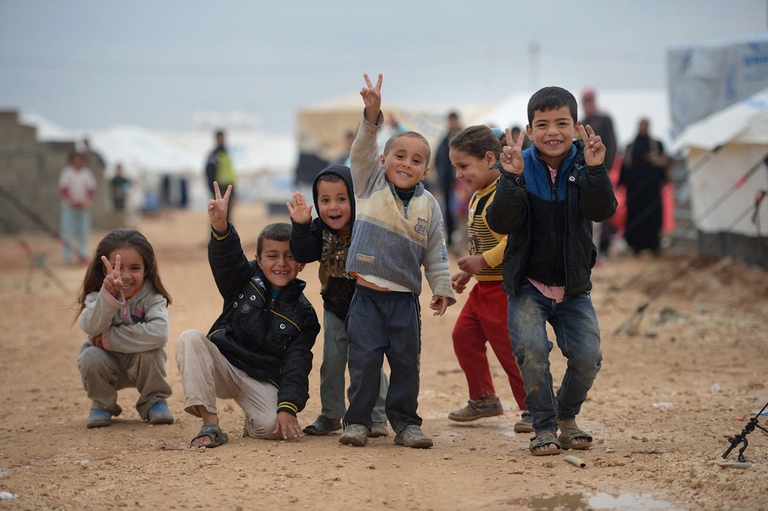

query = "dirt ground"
[1, 202, 767, 511]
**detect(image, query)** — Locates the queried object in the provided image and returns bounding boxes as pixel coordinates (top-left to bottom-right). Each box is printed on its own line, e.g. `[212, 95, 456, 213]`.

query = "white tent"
[20, 112, 297, 208]
[667, 32, 768, 139]
[670, 87, 768, 267]
[477, 89, 671, 150]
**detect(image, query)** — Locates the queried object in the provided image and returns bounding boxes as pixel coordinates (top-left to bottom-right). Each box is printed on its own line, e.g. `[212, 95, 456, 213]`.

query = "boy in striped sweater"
[340, 74, 455, 449]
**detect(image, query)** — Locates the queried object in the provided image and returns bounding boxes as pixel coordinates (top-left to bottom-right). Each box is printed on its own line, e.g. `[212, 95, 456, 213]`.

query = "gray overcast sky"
[1, 0, 766, 135]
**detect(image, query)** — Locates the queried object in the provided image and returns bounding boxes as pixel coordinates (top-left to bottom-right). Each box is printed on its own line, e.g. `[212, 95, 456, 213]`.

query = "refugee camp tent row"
[671, 87, 768, 268]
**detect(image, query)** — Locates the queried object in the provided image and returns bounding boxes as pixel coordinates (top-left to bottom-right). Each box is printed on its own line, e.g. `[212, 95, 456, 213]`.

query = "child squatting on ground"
[446, 125, 532, 434]
[76, 229, 175, 428]
[175, 182, 320, 448]
[287, 165, 390, 438]
[486, 86, 617, 456]
[339, 74, 456, 449]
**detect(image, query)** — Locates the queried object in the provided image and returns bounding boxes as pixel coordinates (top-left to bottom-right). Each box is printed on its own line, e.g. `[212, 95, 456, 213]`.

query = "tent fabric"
[295, 94, 493, 163]
[670, 87, 768, 153]
[667, 33, 768, 139]
[476, 89, 671, 151]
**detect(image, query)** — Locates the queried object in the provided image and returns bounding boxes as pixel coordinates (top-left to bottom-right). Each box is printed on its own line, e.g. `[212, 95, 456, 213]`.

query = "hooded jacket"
[207, 224, 320, 416]
[289, 164, 357, 320]
[486, 142, 616, 299]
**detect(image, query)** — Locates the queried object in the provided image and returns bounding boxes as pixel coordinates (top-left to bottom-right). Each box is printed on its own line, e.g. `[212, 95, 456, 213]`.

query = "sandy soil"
[0, 202, 766, 511]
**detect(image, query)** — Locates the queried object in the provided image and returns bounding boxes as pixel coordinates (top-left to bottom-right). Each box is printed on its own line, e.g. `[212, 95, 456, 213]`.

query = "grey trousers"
[77, 341, 172, 420]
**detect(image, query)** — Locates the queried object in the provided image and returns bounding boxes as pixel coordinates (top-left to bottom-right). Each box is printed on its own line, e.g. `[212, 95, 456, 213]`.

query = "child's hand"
[430, 295, 450, 316]
[578, 124, 606, 167]
[501, 127, 525, 175]
[273, 410, 305, 440]
[451, 271, 471, 294]
[286, 192, 313, 224]
[89, 333, 104, 348]
[361, 73, 383, 125]
[101, 254, 123, 298]
[457, 254, 487, 276]
[208, 181, 232, 233]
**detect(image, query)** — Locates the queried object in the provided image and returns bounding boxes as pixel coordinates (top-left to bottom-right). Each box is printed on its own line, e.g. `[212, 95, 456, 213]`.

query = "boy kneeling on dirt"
[175, 182, 320, 447]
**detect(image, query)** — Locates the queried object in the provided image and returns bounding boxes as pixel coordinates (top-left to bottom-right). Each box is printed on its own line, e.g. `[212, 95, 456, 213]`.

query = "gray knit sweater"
[345, 112, 455, 304]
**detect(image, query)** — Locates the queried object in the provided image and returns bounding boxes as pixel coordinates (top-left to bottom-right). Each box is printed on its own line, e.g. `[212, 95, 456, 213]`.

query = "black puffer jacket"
[486, 142, 616, 299]
[207, 224, 320, 416]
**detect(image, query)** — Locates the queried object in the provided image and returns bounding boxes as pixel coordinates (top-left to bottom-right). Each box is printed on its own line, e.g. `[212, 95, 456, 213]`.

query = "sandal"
[303, 415, 342, 436]
[191, 422, 229, 448]
[558, 428, 593, 450]
[529, 432, 562, 456]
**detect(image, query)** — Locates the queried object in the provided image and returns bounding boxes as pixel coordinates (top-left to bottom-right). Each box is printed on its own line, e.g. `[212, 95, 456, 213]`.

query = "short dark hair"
[257, 222, 291, 257]
[448, 111, 459, 120]
[317, 173, 343, 184]
[383, 131, 431, 164]
[215, 129, 225, 138]
[527, 86, 578, 125]
[449, 125, 502, 160]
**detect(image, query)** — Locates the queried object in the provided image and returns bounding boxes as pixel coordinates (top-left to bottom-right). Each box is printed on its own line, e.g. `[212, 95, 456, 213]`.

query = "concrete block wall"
[0, 110, 121, 243]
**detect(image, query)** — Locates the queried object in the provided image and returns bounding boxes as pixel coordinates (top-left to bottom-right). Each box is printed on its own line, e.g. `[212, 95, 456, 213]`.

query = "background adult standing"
[59, 150, 96, 265]
[581, 89, 618, 260]
[205, 129, 236, 220]
[434, 111, 462, 252]
[619, 118, 670, 256]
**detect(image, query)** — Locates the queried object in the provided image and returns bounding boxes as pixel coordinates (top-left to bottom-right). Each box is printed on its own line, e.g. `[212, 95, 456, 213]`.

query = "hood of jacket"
[311, 164, 356, 233]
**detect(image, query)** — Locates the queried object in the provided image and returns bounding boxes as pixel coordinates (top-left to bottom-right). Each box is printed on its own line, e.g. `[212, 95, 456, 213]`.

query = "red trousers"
[452, 281, 527, 410]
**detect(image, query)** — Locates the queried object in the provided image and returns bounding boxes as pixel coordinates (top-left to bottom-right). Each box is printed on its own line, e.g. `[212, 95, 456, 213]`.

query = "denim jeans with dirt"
[506, 282, 602, 436]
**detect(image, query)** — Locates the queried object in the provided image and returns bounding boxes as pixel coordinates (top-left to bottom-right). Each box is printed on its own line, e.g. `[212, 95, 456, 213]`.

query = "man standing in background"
[581, 89, 617, 261]
[434, 111, 462, 252]
[205, 129, 236, 219]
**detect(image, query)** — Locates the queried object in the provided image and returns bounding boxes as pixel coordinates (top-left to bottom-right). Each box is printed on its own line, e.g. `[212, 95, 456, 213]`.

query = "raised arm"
[361, 73, 383, 125]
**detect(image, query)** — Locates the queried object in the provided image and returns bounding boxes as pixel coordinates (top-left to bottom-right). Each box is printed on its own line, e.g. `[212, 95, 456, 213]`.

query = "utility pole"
[528, 41, 540, 91]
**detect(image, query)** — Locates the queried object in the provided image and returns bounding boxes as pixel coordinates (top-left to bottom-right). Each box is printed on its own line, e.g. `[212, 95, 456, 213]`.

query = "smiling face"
[449, 148, 499, 193]
[256, 238, 303, 290]
[107, 247, 145, 297]
[315, 178, 352, 234]
[526, 106, 577, 169]
[380, 135, 430, 190]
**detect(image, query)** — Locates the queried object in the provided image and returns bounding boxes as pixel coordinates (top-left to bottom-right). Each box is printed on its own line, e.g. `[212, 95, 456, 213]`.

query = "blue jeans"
[60, 205, 91, 261]
[507, 282, 602, 435]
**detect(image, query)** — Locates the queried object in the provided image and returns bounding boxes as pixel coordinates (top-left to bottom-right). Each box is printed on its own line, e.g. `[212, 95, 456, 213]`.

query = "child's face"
[380, 136, 430, 190]
[316, 179, 352, 233]
[106, 247, 145, 297]
[526, 106, 577, 167]
[71, 155, 84, 169]
[256, 239, 303, 290]
[449, 149, 499, 193]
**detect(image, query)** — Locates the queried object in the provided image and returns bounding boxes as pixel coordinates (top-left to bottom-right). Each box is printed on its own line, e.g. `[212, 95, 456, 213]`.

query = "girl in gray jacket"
[76, 229, 174, 429]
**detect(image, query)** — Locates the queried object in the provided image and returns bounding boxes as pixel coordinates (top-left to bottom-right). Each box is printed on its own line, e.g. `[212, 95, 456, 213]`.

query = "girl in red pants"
[447, 126, 531, 433]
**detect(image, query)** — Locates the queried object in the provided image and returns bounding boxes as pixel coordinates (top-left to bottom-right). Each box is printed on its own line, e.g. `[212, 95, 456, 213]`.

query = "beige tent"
[294, 94, 493, 185]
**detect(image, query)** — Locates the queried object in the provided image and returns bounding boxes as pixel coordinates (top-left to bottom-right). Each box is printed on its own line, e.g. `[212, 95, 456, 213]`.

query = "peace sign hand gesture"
[286, 191, 313, 224]
[578, 124, 606, 167]
[208, 181, 232, 233]
[101, 254, 123, 298]
[500, 127, 526, 175]
[361, 73, 383, 125]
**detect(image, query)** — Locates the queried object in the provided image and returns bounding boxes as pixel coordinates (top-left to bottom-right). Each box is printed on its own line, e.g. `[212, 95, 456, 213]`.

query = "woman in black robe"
[619, 119, 669, 255]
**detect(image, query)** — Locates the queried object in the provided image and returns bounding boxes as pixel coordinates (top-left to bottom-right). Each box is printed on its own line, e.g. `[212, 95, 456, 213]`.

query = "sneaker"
[148, 401, 174, 425]
[339, 424, 368, 447]
[369, 421, 389, 438]
[87, 409, 113, 428]
[448, 396, 503, 422]
[394, 425, 433, 449]
[513, 410, 534, 433]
